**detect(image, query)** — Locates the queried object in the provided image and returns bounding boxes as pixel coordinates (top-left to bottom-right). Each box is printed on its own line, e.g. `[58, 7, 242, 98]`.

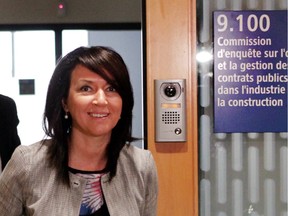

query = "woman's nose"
[92, 89, 108, 105]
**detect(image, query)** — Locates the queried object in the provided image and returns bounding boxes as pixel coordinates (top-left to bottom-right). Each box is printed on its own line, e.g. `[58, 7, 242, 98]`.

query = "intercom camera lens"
[164, 85, 177, 97]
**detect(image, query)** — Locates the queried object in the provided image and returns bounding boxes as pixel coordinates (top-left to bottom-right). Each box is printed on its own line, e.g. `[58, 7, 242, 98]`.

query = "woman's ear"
[62, 99, 69, 112]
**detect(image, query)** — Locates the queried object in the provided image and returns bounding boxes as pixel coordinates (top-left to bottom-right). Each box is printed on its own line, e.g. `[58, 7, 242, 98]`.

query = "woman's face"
[63, 65, 122, 139]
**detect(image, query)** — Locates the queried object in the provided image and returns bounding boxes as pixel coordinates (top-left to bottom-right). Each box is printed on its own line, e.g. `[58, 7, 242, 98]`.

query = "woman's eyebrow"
[77, 79, 97, 84]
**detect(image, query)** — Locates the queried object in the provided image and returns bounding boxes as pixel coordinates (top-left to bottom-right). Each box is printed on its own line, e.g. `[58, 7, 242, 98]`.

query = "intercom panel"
[154, 79, 186, 142]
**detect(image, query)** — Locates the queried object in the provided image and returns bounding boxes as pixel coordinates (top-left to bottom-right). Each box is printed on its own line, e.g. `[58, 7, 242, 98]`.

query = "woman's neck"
[68, 131, 110, 171]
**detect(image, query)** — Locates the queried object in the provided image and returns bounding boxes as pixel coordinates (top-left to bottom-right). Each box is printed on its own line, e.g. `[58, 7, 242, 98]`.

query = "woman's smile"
[88, 112, 109, 118]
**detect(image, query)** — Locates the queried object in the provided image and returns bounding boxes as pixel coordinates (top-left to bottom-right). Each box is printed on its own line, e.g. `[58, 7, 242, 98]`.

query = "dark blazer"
[0, 94, 21, 169]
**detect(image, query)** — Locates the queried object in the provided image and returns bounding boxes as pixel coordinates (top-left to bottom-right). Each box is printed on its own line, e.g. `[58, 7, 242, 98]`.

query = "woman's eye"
[80, 86, 91, 92]
[107, 86, 117, 92]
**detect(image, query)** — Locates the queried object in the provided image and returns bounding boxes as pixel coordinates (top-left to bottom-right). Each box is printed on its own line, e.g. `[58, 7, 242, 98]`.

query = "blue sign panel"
[214, 11, 288, 133]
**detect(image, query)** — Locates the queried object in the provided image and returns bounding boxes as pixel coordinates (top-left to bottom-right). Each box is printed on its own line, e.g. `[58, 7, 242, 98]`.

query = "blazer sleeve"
[143, 151, 158, 216]
[0, 146, 26, 216]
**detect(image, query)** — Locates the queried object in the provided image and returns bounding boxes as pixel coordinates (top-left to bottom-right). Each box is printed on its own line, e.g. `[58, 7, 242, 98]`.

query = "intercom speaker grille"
[161, 111, 181, 124]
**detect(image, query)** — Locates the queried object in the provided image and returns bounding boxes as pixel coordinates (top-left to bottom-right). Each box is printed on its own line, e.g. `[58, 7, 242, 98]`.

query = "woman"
[0, 46, 158, 215]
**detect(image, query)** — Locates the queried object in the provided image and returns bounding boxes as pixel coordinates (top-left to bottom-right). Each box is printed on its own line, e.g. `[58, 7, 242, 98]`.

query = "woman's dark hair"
[43, 46, 135, 186]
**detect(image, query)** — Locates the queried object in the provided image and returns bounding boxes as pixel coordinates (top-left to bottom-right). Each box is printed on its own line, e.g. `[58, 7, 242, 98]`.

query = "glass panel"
[9, 31, 55, 145]
[0, 32, 12, 76]
[0, 32, 14, 96]
[62, 30, 88, 56]
[197, 1, 288, 216]
[14, 31, 55, 77]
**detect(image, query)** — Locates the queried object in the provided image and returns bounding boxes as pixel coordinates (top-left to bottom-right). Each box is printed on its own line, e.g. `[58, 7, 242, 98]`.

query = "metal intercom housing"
[154, 79, 186, 142]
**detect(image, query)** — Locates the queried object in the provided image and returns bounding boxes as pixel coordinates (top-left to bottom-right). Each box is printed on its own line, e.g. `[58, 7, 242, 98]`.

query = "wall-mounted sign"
[19, 79, 35, 95]
[214, 11, 288, 133]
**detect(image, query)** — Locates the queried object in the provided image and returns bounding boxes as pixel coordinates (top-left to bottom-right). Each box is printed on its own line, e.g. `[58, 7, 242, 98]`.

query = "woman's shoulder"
[12, 139, 51, 165]
[1, 140, 52, 180]
[15, 139, 49, 155]
[119, 144, 156, 171]
[121, 144, 151, 159]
